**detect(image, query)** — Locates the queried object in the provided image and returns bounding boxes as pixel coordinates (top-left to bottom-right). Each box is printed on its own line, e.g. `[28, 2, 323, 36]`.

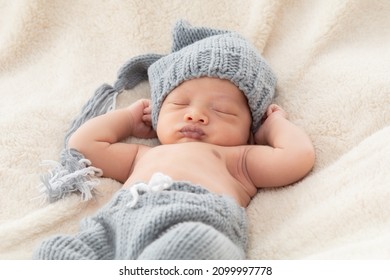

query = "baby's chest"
[141, 143, 236, 171]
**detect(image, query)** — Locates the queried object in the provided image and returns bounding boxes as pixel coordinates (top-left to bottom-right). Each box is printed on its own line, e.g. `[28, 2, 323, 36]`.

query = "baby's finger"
[267, 104, 277, 116]
[142, 114, 153, 125]
[143, 106, 152, 114]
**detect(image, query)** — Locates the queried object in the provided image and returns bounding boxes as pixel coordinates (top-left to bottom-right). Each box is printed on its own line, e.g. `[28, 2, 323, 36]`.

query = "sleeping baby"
[34, 20, 315, 260]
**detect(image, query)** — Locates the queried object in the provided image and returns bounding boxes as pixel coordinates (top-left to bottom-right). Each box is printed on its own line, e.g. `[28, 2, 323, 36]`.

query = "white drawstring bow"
[127, 173, 173, 208]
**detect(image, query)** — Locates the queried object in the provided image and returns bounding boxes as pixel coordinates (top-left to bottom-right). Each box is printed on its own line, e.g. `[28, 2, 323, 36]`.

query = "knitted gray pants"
[34, 181, 247, 259]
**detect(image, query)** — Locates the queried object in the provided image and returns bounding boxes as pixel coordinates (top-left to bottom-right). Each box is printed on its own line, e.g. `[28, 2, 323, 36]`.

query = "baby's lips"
[180, 125, 205, 139]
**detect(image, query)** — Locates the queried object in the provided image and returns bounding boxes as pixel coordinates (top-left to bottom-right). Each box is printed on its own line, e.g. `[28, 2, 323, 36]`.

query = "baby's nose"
[184, 110, 209, 124]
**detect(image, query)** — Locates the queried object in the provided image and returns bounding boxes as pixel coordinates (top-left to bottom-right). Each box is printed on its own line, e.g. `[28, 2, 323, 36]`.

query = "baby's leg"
[33, 217, 114, 260]
[138, 222, 245, 260]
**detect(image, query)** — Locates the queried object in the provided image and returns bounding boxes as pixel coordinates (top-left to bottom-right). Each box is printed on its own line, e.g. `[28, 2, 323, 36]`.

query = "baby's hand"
[255, 104, 288, 145]
[127, 99, 157, 139]
[263, 104, 288, 121]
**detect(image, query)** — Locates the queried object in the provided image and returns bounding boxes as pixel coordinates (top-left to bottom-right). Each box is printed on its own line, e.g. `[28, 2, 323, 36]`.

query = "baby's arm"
[68, 99, 155, 183]
[245, 104, 315, 188]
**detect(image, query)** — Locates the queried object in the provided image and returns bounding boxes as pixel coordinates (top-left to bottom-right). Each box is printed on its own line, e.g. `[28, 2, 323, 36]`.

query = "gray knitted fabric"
[34, 182, 247, 259]
[149, 20, 276, 132]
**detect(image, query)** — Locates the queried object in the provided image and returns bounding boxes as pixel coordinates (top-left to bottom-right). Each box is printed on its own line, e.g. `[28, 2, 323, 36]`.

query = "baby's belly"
[124, 142, 253, 207]
[125, 171, 249, 207]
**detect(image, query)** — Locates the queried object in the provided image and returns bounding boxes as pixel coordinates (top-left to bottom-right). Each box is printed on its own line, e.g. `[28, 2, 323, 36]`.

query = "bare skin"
[68, 77, 315, 207]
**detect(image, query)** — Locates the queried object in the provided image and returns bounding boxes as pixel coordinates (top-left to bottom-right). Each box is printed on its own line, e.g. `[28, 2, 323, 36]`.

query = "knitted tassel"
[40, 54, 162, 203]
[39, 84, 118, 203]
[64, 84, 118, 146]
[40, 149, 103, 203]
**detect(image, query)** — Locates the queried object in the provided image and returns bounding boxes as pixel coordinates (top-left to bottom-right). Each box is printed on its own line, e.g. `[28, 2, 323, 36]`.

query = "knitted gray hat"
[148, 20, 276, 132]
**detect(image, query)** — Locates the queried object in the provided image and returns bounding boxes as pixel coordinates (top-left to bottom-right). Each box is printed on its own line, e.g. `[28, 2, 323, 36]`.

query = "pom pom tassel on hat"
[39, 20, 276, 202]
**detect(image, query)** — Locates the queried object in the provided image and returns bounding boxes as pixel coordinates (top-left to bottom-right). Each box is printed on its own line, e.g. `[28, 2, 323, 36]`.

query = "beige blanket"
[1, 0, 390, 259]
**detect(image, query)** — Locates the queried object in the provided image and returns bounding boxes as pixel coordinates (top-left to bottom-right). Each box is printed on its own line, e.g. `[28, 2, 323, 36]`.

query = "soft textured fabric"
[33, 181, 247, 260]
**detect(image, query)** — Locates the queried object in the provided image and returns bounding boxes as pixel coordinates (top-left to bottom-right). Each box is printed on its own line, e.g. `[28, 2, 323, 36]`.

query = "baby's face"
[156, 77, 251, 146]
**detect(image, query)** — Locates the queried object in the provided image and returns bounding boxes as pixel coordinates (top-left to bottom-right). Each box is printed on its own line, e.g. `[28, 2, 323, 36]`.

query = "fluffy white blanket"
[1, 0, 389, 259]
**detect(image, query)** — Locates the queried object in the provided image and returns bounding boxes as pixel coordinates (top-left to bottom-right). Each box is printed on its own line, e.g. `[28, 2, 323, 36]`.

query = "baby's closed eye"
[211, 105, 237, 116]
[168, 97, 189, 107]
[172, 102, 188, 106]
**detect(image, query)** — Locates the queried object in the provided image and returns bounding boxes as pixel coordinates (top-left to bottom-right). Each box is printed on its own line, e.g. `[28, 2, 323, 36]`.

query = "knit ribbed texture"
[149, 20, 277, 132]
[34, 182, 247, 260]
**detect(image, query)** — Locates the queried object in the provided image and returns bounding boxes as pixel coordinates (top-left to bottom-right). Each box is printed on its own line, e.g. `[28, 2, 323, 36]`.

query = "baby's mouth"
[180, 125, 205, 140]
